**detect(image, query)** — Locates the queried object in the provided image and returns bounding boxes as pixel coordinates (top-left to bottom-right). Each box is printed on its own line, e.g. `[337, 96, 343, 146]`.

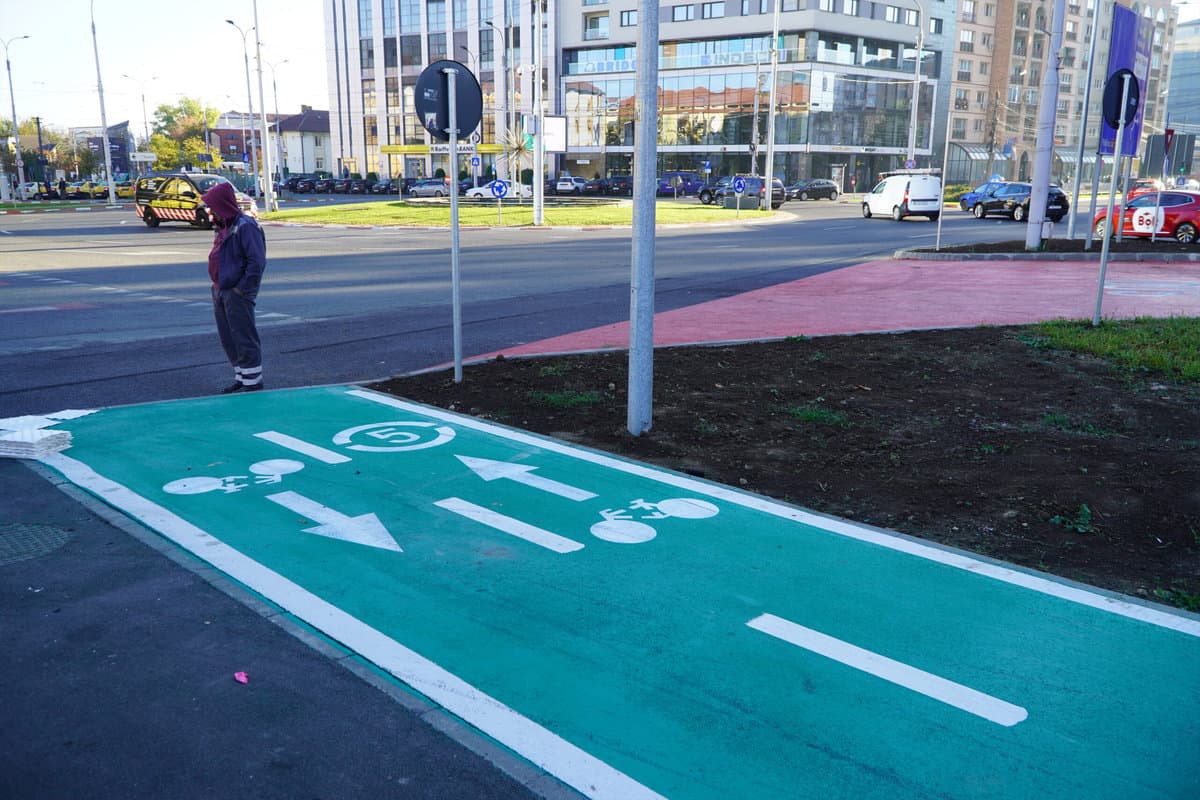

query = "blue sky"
[1, 0, 327, 134]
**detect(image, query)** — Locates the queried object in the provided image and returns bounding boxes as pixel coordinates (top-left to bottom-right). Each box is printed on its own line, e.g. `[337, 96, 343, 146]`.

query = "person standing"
[201, 181, 267, 393]
[58, 178, 66, 199]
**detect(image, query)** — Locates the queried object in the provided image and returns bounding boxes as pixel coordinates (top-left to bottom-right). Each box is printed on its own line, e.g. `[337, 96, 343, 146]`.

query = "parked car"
[861, 174, 942, 221]
[605, 175, 633, 196]
[369, 179, 400, 194]
[657, 170, 704, 195]
[971, 182, 1068, 223]
[78, 180, 108, 199]
[1093, 190, 1200, 244]
[293, 177, 315, 193]
[787, 178, 840, 201]
[285, 174, 314, 192]
[115, 180, 136, 199]
[698, 177, 733, 205]
[348, 178, 374, 193]
[556, 175, 588, 194]
[465, 180, 533, 199]
[582, 178, 606, 195]
[958, 179, 1008, 212]
[409, 178, 451, 197]
[64, 181, 87, 199]
[331, 178, 353, 194]
[1126, 177, 1165, 199]
[33, 182, 60, 200]
[713, 175, 787, 210]
[16, 182, 41, 200]
[313, 177, 337, 193]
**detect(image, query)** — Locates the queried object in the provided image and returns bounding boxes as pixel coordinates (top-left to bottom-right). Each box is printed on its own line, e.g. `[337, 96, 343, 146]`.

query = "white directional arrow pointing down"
[455, 455, 597, 501]
[266, 491, 402, 552]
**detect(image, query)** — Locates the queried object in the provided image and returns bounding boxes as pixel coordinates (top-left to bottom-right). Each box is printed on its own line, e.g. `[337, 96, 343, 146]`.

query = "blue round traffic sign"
[733, 177, 746, 195]
[490, 179, 508, 199]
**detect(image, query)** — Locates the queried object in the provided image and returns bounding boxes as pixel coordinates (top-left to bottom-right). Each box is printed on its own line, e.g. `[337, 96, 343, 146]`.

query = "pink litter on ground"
[233, 671, 249, 684]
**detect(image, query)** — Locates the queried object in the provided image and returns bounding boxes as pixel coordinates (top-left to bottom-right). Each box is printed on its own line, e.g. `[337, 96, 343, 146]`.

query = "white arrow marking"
[435, 497, 584, 553]
[455, 455, 597, 501]
[266, 491, 401, 552]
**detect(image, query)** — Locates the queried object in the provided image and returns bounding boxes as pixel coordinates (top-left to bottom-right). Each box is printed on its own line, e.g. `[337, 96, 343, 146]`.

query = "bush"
[434, 168, 446, 179]
[944, 183, 974, 203]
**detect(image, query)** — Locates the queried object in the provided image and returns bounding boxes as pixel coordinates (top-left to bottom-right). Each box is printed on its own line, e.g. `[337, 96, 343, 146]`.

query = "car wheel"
[892, 205, 904, 221]
[434, 190, 443, 197]
[142, 208, 160, 228]
[1012, 205, 1027, 223]
[972, 204, 986, 219]
[928, 213, 940, 221]
[1174, 222, 1198, 244]
[1093, 218, 1110, 239]
[800, 191, 810, 201]
[771, 203, 782, 210]
[960, 200, 969, 212]
[699, 190, 712, 205]
[829, 191, 838, 201]
[1049, 215, 1064, 223]
[862, 203, 872, 219]
[196, 209, 214, 230]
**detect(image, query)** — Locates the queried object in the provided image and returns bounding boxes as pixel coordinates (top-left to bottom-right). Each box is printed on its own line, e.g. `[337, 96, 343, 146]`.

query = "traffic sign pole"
[1095, 71, 1131, 327]
[446, 66, 463, 383]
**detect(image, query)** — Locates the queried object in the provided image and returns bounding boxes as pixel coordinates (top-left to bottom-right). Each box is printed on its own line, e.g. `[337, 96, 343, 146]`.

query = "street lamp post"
[4, 34, 32, 191]
[906, 0, 926, 167]
[226, 19, 262, 207]
[250, 0, 277, 212]
[121, 73, 157, 147]
[89, 1, 116, 205]
[484, 19, 515, 182]
[266, 59, 288, 186]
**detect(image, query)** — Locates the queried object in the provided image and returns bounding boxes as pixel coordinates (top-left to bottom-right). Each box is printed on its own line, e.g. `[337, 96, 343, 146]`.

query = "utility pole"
[906, 0, 926, 167]
[1025, 0, 1066, 251]
[5, 34, 32, 190]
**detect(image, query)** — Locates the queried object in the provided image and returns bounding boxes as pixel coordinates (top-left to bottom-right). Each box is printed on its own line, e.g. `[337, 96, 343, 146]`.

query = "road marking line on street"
[255, 430, 352, 464]
[347, 389, 1200, 638]
[747, 613, 1028, 727]
[0, 303, 96, 314]
[434, 497, 586, 553]
[39, 451, 664, 800]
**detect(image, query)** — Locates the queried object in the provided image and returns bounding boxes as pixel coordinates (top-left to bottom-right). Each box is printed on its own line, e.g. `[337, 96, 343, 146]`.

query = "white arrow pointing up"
[266, 491, 402, 552]
[455, 455, 597, 501]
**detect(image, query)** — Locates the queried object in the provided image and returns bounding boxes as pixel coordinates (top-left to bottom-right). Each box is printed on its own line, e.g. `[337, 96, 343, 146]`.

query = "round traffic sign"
[414, 60, 483, 142]
[1102, 68, 1140, 129]
[904, 159, 916, 169]
[490, 179, 508, 199]
[733, 176, 746, 195]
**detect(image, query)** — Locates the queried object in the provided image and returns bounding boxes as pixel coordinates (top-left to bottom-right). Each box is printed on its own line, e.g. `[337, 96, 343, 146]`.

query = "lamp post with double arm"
[226, 19, 262, 205]
[3, 34, 31, 191]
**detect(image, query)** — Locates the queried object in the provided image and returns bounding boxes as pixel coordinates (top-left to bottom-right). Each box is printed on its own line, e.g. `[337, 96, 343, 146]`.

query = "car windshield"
[192, 175, 230, 192]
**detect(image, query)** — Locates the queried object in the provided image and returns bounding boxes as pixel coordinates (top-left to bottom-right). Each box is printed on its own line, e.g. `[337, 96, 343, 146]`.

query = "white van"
[862, 174, 942, 221]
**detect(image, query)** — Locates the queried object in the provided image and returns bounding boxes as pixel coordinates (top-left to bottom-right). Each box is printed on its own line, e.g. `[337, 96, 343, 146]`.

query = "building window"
[585, 12, 610, 39]
[817, 0, 834, 11]
[979, 61, 988, 75]
[428, 32, 447, 60]
[781, 0, 799, 10]
[844, 0, 858, 15]
[702, 1, 725, 18]
[885, 5, 900, 23]
[1065, 20, 1078, 40]
[959, 29, 974, 52]
[903, 8, 917, 25]
[952, 118, 966, 138]
[954, 88, 969, 110]
[427, 0, 446, 29]
[400, 0, 421, 33]
[929, 17, 942, 34]
[621, 9, 637, 24]
[583, 0, 607, 5]
[672, 4, 695, 20]
[359, 0, 374, 36]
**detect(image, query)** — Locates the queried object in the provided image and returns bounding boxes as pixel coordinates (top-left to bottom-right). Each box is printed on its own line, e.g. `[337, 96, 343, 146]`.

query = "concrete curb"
[894, 247, 1200, 263]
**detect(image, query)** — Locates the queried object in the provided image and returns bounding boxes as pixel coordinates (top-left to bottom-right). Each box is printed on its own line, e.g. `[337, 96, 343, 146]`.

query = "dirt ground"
[371, 323, 1199, 612]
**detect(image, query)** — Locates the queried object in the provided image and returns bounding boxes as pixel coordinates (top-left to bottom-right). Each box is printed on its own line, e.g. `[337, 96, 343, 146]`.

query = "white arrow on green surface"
[266, 491, 402, 552]
[455, 455, 597, 501]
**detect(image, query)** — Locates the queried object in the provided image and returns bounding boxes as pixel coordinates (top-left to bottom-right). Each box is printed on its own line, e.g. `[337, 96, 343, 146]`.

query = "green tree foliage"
[152, 97, 217, 141]
[149, 133, 182, 170]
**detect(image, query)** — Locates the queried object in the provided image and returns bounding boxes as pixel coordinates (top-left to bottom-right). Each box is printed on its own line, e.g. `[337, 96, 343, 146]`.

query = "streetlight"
[265, 59, 288, 187]
[906, 0, 927, 167]
[484, 18, 516, 180]
[121, 73, 157, 146]
[226, 19, 262, 206]
[89, 1, 116, 205]
[3, 34, 31, 191]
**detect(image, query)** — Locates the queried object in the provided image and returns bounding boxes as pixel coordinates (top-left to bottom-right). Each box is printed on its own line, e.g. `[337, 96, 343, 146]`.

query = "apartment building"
[945, 0, 1178, 188]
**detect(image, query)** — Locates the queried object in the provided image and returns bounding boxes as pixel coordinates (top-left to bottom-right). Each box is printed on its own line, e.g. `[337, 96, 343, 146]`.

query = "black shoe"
[221, 382, 265, 394]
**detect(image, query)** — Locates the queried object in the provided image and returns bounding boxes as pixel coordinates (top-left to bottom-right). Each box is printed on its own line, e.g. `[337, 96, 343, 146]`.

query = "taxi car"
[134, 173, 256, 228]
[1092, 190, 1200, 244]
[75, 180, 107, 199]
[115, 180, 136, 199]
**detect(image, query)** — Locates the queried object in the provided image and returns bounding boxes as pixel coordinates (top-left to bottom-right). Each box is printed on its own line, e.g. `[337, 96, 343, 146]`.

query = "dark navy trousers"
[212, 286, 262, 387]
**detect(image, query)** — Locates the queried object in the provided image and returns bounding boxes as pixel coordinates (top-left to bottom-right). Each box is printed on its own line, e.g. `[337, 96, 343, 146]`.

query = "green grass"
[262, 198, 769, 228]
[1039, 412, 1113, 438]
[1030, 318, 1200, 381]
[784, 402, 852, 428]
[1049, 504, 1097, 534]
[528, 389, 603, 408]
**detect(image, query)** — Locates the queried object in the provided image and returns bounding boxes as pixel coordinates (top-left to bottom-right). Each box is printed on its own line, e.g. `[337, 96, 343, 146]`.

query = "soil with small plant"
[930, 236, 1200, 254]
[371, 325, 1200, 612]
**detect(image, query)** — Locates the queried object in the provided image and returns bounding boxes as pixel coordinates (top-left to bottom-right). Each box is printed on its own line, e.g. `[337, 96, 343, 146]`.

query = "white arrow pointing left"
[266, 491, 402, 552]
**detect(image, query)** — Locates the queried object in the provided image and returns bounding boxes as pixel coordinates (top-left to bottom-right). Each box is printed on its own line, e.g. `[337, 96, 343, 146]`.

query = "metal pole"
[89, 3, 116, 205]
[906, 0, 925, 166]
[3, 35, 31, 191]
[445, 67, 464, 383]
[484, 19, 511, 182]
[251, 0, 276, 212]
[762, 0, 781, 207]
[1068, 0, 1102, 239]
[750, 58, 762, 175]
[533, 0, 545, 225]
[1024, 0, 1064, 251]
[269, 61, 287, 184]
[1094, 73, 1130, 327]
[228, 21, 261, 209]
[627, 0, 659, 436]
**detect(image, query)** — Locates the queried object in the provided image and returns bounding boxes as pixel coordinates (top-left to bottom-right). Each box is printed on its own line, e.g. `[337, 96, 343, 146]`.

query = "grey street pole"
[267, 60, 288, 184]
[121, 73, 157, 146]
[1024, 0, 1065, 251]
[1067, 0, 1102, 239]
[227, 20, 262, 210]
[762, 0, 781, 206]
[1094, 72, 1131, 326]
[251, 0, 277, 212]
[906, 0, 926, 166]
[89, 3, 116, 205]
[627, 0, 659, 436]
[483, 20, 511, 182]
[533, 0, 546, 225]
[4, 35, 31, 190]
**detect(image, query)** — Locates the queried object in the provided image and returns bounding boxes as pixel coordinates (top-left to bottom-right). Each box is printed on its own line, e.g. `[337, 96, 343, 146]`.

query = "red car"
[1125, 178, 1165, 199]
[1093, 190, 1200, 244]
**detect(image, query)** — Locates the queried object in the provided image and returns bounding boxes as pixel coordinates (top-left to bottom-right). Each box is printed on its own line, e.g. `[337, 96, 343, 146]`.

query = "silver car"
[408, 178, 451, 198]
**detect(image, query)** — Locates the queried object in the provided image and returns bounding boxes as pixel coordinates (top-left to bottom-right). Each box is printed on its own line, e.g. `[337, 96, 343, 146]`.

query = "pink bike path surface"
[480, 257, 1200, 358]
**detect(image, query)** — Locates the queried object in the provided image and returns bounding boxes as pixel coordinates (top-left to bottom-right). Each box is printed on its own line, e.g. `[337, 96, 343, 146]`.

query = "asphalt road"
[0, 198, 1092, 799]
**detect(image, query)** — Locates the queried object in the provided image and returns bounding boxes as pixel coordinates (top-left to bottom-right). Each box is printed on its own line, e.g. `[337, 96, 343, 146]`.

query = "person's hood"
[202, 181, 241, 223]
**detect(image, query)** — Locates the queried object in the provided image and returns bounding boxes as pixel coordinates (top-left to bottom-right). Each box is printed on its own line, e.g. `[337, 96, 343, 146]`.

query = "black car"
[698, 177, 732, 205]
[331, 179, 353, 194]
[293, 178, 315, 193]
[582, 178, 606, 195]
[313, 177, 336, 193]
[348, 178, 374, 193]
[605, 175, 633, 196]
[284, 174, 312, 192]
[713, 175, 787, 210]
[787, 178, 840, 201]
[974, 182, 1069, 223]
[369, 179, 400, 194]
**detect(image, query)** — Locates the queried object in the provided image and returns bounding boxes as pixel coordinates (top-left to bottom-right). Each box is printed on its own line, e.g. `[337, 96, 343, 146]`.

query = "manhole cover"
[0, 524, 73, 566]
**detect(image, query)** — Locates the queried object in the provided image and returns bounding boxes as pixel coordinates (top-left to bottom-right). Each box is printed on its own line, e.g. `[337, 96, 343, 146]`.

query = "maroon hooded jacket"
[202, 181, 266, 295]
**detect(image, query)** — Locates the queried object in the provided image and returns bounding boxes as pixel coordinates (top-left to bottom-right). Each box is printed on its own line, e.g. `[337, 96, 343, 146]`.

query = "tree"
[149, 133, 182, 170]
[152, 98, 218, 143]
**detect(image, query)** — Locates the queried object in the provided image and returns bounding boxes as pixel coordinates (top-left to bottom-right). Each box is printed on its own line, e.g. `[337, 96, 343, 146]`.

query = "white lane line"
[434, 497, 585, 553]
[40, 452, 660, 800]
[255, 430, 352, 464]
[747, 613, 1027, 727]
[346, 389, 1200, 639]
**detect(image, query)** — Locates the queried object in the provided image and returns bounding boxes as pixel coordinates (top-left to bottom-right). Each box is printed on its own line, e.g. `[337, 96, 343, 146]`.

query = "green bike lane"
[37, 386, 1200, 799]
